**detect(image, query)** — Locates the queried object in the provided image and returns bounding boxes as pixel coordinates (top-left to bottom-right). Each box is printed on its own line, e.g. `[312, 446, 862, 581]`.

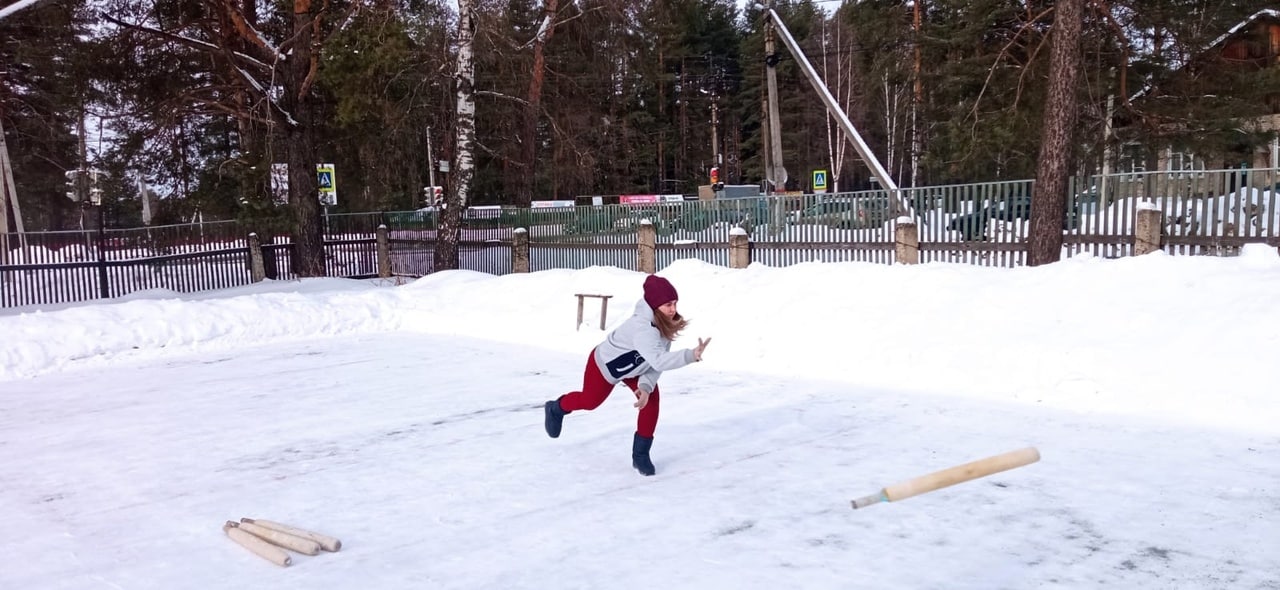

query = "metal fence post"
[376, 224, 391, 278]
[248, 232, 266, 282]
[895, 217, 919, 264]
[729, 228, 750, 269]
[637, 219, 656, 274]
[95, 205, 108, 299]
[1134, 205, 1163, 255]
[512, 228, 529, 273]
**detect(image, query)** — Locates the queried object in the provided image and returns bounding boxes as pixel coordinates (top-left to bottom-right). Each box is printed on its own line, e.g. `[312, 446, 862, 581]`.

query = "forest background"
[1, 0, 1278, 241]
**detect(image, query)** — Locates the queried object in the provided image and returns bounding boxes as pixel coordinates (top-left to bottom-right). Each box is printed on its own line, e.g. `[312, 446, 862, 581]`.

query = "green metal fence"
[6, 168, 1278, 308]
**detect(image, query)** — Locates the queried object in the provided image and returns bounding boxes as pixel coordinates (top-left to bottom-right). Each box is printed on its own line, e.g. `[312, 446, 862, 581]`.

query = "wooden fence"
[4, 168, 1279, 308]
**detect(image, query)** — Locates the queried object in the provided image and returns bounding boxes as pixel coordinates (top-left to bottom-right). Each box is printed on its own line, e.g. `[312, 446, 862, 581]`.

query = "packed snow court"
[2, 251, 1278, 588]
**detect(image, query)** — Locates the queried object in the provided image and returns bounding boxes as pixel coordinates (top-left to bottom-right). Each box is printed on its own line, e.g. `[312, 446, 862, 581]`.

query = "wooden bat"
[851, 447, 1040, 509]
[235, 520, 322, 555]
[242, 518, 342, 552]
[224, 521, 292, 567]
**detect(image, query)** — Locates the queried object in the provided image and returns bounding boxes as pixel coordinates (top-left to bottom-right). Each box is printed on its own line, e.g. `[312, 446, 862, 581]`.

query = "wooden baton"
[851, 447, 1040, 509]
[235, 521, 322, 555]
[242, 518, 342, 552]
[224, 521, 292, 567]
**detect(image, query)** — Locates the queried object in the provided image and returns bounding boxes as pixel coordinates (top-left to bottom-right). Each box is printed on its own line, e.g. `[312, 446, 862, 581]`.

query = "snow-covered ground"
[2, 248, 1278, 589]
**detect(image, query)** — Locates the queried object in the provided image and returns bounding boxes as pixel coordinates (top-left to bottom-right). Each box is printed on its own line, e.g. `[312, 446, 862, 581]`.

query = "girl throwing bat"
[544, 274, 711, 476]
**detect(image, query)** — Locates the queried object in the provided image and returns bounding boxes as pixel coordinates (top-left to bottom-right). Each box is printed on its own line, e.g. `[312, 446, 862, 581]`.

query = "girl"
[544, 274, 711, 476]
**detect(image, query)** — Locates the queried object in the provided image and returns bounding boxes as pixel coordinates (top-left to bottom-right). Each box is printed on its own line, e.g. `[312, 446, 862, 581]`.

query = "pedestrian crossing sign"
[813, 169, 829, 193]
[316, 164, 337, 206]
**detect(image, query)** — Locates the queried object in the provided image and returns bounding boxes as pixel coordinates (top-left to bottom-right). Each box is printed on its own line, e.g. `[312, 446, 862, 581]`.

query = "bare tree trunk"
[678, 64, 687, 185]
[515, 0, 559, 208]
[1028, 0, 1083, 266]
[832, 21, 853, 192]
[285, 0, 324, 277]
[910, 0, 923, 188]
[436, 0, 477, 271]
[882, 73, 899, 181]
[656, 46, 665, 190]
[822, 18, 836, 192]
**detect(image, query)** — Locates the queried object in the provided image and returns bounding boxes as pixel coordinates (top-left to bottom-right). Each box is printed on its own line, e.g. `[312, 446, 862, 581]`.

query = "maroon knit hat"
[643, 275, 679, 309]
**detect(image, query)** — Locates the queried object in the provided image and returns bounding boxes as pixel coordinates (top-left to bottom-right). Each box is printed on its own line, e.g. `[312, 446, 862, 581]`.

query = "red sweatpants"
[559, 349, 660, 438]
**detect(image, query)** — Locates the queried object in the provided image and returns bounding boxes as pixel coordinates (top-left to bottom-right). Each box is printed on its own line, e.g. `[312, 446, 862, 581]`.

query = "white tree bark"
[454, 0, 476, 209]
[435, 0, 478, 270]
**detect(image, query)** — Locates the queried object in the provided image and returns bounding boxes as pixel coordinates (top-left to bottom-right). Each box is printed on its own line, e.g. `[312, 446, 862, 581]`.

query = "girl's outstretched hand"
[693, 337, 712, 362]
[634, 388, 651, 409]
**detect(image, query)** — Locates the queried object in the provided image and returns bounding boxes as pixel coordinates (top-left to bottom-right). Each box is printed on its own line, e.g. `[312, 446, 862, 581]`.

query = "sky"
[2, 247, 1279, 589]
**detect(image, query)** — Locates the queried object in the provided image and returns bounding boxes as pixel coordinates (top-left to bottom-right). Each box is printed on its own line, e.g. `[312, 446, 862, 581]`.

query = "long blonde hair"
[653, 310, 689, 341]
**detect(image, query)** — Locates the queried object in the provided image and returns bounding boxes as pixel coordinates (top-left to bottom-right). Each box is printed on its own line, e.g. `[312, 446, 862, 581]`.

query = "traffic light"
[422, 185, 444, 208]
[710, 167, 724, 192]
[63, 168, 108, 204]
[64, 170, 81, 202]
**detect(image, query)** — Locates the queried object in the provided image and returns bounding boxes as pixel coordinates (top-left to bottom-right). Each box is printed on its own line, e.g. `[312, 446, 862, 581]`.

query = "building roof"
[1129, 9, 1280, 101]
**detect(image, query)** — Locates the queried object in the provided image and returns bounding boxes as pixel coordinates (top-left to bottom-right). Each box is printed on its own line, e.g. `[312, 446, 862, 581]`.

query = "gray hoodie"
[591, 300, 697, 394]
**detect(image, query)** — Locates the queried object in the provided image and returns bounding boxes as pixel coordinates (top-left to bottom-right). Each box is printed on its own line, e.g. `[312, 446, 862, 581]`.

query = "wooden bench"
[575, 293, 613, 331]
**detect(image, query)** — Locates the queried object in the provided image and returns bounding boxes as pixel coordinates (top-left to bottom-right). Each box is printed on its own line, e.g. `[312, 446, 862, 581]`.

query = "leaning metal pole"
[766, 9, 914, 218]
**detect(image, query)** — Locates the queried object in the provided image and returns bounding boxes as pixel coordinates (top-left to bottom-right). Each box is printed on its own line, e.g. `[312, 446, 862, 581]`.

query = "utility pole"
[1100, 92, 1114, 208]
[77, 111, 88, 229]
[764, 13, 787, 193]
[710, 99, 720, 169]
[426, 126, 436, 206]
[0, 118, 9, 260]
[764, 9, 900, 197]
[761, 78, 771, 195]
[0, 116, 26, 257]
[139, 175, 152, 226]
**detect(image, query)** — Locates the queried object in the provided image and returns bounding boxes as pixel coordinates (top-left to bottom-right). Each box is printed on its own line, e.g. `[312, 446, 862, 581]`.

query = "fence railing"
[4, 169, 1279, 308]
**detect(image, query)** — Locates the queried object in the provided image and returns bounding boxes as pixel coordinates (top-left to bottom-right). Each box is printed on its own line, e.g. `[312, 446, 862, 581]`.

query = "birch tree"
[435, 0, 477, 270]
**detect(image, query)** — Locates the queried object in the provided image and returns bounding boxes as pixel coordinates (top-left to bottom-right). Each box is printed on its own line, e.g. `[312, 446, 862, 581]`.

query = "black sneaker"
[544, 399, 567, 438]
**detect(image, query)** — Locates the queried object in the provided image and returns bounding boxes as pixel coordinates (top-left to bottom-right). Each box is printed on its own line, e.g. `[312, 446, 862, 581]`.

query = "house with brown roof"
[1114, 9, 1280, 180]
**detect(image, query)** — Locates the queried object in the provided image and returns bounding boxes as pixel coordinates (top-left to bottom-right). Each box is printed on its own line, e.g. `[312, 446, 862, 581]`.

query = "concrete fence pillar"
[513, 228, 530, 273]
[729, 228, 751, 269]
[248, 232, 266, 282]
[895, 218, 920, 264]
[376, 225, 392, 278]
[1134, 205, 1163, 256]
[637, 220, 656, 274]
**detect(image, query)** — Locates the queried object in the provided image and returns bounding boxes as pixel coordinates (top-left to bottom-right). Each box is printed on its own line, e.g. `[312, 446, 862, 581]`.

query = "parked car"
[562, 209, 616, 235]
[946, 194, 1082, 240]
[789, 197, 890, 229]
[673, 198, 772, 233]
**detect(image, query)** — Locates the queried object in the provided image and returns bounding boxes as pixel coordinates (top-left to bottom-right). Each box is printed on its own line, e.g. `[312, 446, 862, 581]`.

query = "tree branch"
[476, 90, 531, 107]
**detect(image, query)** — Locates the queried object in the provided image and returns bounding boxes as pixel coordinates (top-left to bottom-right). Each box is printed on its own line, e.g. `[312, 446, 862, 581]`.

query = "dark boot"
[544, 398, 569, 438]
[632, 433, 656, 476]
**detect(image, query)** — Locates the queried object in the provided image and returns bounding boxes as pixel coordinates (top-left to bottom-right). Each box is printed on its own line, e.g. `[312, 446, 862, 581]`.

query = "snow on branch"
[213, 2, 283, 62]
[0, 0, 47, 21]
[99, 13, 275, 72]
[233, 66, 298, 127]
